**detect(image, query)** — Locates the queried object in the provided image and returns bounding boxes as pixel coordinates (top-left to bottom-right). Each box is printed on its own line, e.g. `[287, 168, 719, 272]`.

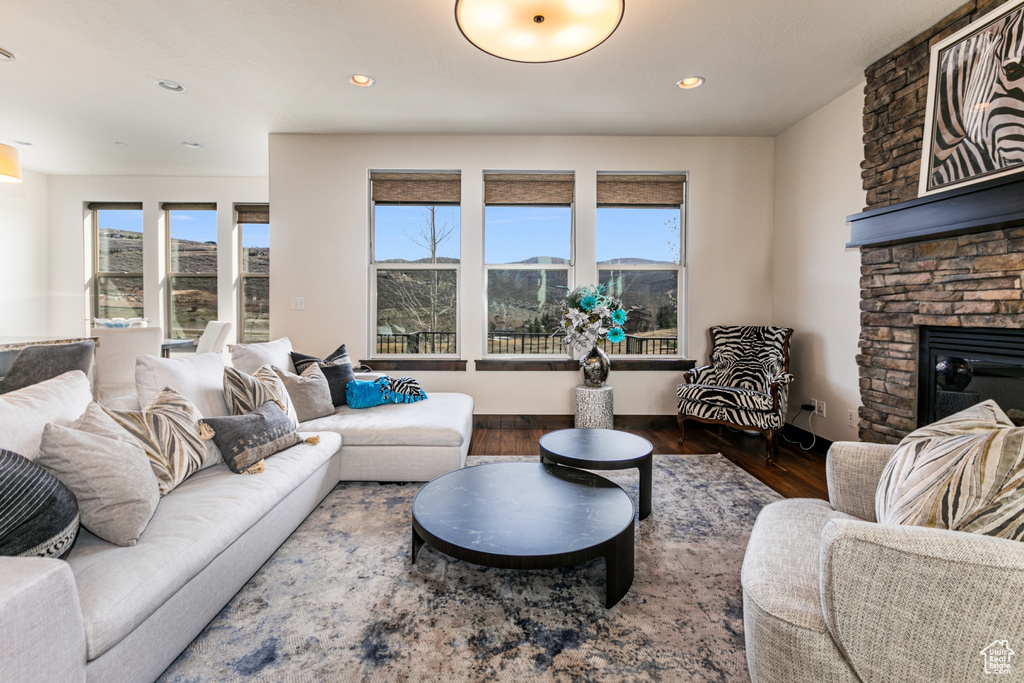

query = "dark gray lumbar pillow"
[37, 403, 159, 547]
[0, 448, 79, 559]
[200, 401, 319, 474]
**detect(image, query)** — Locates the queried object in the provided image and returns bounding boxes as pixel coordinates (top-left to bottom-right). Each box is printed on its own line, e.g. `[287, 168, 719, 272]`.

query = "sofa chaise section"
[300, 392, 474, 482]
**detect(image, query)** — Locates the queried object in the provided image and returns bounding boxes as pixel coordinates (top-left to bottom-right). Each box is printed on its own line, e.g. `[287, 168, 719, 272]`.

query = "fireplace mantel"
[847, 173, 1024, 248]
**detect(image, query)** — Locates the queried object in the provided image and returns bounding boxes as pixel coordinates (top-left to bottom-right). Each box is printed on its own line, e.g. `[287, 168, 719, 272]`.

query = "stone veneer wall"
[858, 0, 1023, 443]
[858, 233, 1024, 443]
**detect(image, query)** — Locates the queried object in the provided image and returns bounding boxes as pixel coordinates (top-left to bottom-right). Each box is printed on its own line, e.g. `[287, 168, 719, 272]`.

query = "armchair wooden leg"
[676, 414, 686, 446]
[765, 430, 775, 466]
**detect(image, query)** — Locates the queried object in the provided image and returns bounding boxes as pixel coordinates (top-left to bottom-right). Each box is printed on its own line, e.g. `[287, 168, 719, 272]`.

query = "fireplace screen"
[918, 327, 1024, 427]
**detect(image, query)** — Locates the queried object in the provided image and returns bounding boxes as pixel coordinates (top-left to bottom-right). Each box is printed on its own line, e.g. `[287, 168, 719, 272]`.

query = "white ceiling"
[1, 0, 965, 177]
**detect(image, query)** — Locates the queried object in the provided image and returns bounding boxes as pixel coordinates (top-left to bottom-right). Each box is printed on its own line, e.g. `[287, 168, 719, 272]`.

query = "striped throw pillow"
[104, 387, 210, 495]
[223, 365, 299, 429]
[876, 400, 1024, 541]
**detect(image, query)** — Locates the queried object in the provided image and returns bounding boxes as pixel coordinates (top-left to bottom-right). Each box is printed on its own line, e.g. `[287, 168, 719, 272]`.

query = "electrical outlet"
[815, 400, 826, 418]
[291, 297, 305, 311]
[848, 409, 856, 428]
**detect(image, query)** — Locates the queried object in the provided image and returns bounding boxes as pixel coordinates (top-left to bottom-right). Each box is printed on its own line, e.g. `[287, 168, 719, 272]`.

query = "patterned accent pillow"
[223, 365, 299, 429]
[346, 376, 428, 409]
[291, 344, 355, 407]
[104, 387, 211, 495]
[876, 400, 1024, 541]
[199, 401, 319, 474]
[0, 448, 79, 559]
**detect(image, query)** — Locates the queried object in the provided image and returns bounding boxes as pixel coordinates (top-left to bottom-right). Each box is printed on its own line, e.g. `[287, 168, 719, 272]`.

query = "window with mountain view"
[92, 203, 144, 321]
[596, 173, 685, 355]
[484, 172, 573, 355]
[371, 172, 460, 355]
[238, 204, 270, 342]
[167, 204, 218, 340]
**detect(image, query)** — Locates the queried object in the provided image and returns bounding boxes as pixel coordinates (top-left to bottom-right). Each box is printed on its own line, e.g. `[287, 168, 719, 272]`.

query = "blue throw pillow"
[346, 378, 389, 409]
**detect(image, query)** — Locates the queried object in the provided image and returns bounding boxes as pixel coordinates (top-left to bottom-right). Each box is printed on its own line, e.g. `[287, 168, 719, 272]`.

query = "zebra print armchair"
[676, 326, 794, 464]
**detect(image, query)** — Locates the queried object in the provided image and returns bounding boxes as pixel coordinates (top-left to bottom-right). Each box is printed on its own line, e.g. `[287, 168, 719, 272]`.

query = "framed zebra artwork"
[920, 0, 1024, 196]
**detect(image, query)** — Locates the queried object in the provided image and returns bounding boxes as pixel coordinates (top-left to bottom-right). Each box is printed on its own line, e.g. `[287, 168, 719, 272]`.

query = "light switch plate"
[291, 297, 305, 311]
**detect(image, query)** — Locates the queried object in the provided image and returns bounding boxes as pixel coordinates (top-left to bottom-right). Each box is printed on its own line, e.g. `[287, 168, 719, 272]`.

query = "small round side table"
[574, 384, 613, 429]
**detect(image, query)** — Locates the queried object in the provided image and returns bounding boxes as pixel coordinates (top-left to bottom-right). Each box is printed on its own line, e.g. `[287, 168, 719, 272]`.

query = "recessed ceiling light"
[349, 74, 374, 87]
[676, 76, 705, 89]
[0, 47, 14, 61]
[181, 141, 203, 149]
[156, 79, 187, 93]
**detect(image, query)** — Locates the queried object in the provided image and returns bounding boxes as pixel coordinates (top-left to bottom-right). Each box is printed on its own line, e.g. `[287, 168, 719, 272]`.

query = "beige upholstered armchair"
[742, 441, 1024, 682]
[677, 325, 794, 463]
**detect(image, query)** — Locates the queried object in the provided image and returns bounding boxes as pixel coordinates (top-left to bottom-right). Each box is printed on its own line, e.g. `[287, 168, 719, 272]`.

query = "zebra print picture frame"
[920, 0, 1024, 195]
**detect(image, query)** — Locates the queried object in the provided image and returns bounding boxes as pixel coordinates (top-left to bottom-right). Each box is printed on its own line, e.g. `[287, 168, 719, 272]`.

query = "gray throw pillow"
[37, 403, 159, 547]
[272, 364, 334, 422]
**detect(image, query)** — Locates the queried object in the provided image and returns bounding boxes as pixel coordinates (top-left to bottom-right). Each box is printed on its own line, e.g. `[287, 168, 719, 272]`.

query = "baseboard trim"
[473, 414, 679, 430]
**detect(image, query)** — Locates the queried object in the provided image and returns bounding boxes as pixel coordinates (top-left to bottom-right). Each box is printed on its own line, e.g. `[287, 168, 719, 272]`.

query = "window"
[237, 204, 270, 342]
[91, 203, 144, 320]
[596, 173, 685, 355]
[371, 172, 460, 355]
[166, 203, 218, 340]
[484, 172, 574, 355]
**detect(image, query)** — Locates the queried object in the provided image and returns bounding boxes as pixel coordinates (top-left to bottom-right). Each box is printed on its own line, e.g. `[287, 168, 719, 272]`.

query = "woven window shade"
[371, 172, 461, 204]
[161, 202, 217, 211]
[236, 204, 270, 224]
[484, 173, 574, 205]
[597, 174, 686, 207]
[87, 202, 143, 211]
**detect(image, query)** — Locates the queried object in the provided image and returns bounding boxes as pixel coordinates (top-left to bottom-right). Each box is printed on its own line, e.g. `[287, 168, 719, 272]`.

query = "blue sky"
[99, 205, 681, 261]
[375, 205, 681, 263]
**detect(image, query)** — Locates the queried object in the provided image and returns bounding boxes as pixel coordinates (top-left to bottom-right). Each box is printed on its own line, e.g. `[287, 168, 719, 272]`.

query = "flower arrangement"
[560, 284, 628, 353]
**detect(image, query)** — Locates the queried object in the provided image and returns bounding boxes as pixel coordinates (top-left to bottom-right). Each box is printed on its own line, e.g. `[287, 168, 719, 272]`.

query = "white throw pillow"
[229, 337, 295, 375]
[135, 352, 230, 418]
[0, 370, 93, 461]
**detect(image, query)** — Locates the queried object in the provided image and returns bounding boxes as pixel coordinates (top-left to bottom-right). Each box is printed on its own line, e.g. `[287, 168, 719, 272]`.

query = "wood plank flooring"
[469, 422, 829, 500]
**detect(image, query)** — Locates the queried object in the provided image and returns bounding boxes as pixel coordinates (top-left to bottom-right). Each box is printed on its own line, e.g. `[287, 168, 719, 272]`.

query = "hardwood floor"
[469, 421, 829, 500]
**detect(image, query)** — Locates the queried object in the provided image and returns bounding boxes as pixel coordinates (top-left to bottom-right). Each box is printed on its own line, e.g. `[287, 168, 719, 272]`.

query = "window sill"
[474, 358, 695, 371]
[360, 359, 467, 371]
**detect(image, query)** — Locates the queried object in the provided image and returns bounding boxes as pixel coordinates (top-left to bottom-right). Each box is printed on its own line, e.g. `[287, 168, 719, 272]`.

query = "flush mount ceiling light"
[0, 143, 23, 183]
[181, 141, 203, 149]
[676, 76, 705, 89]
[455, 0, 624, 63]
[349, 74, 375, 87]
[156, 79, 187, 93]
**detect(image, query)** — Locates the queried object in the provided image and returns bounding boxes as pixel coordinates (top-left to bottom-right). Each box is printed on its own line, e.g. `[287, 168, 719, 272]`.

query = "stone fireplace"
[849, 176, 1024, 443]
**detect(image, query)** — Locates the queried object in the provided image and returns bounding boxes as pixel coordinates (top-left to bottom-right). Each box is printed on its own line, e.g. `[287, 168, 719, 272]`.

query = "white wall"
[0, 168, 50, 337]
[46, 176, 268, 340]
[269, 134, 775, 415]
[772, 84, 865, 442]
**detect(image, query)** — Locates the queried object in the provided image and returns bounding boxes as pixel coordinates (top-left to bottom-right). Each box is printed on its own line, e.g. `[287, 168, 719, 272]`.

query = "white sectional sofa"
[0, 340, 474, 682]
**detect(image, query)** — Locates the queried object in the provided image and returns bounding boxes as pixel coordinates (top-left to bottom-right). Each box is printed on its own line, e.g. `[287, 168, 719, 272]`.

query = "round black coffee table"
[539, 428, 654, 519]
[411, 462, 635, 608]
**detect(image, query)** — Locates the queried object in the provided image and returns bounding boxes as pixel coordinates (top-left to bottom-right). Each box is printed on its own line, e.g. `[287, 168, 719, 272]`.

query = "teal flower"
[580, 295, 598, 312]
[607, 326, 626, 343]
[611, 309, 627, 326]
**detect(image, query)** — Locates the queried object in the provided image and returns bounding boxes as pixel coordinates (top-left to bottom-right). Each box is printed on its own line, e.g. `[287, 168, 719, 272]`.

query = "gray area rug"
[159, 454, 782, 682]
